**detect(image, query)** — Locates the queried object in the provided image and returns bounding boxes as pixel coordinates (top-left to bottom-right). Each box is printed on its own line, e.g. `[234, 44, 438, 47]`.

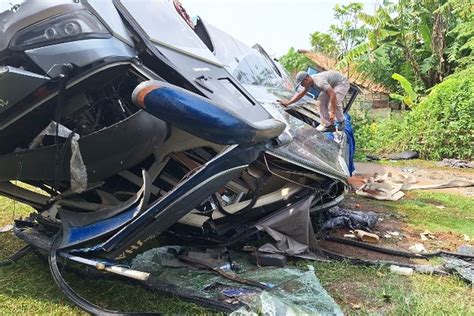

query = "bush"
[353, 66, 474, 160]
[403, 66, 474, 159]
[352, 110, 406, 157]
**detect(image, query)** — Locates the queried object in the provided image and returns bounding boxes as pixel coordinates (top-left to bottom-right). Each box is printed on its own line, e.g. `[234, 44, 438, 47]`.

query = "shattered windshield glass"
[206, 23, 293, 90]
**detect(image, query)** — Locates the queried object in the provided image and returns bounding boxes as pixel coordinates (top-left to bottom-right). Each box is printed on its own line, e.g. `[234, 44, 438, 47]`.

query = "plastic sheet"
[131, 247, 342, 314]
[318, 205, 379, 231]
[69, 133, 88, 193]
[256, 195, 320, 259]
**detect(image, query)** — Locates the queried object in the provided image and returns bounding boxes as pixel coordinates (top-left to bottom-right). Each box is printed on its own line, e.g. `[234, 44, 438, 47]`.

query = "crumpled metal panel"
[244, 84, 348, 180]
[0, 66, 50, 115]
[0, 110, 168, 182]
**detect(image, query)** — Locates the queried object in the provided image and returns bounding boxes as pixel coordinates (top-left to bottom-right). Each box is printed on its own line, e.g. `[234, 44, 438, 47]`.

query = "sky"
[0, 0, 379, 58]
[183, 0, 379, 57]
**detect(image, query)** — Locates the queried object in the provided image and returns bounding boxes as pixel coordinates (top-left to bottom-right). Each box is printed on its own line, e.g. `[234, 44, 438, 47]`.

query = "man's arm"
[326, 87, 337, 122]
[277, 87, 309, 107]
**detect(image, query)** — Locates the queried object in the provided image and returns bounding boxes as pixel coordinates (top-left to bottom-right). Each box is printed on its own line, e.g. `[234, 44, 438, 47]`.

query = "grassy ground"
[1, 180, 473, 314]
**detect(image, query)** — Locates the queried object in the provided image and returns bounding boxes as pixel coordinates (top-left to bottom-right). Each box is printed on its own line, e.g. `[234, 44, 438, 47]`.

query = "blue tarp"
[325, 113, 355, 175]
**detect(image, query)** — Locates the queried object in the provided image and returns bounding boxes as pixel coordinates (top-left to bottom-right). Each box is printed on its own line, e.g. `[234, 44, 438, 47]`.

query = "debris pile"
[351, 171, 474, 201]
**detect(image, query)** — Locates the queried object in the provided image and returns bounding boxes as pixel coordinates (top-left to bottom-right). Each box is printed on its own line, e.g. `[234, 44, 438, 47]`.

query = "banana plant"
[389, 73, 418, 108]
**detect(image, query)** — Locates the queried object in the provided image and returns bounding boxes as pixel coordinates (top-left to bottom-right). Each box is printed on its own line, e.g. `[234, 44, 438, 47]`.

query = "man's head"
[295, 71, 312, 88]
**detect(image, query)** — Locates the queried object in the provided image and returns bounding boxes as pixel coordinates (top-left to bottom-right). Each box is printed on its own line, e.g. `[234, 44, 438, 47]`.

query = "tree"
[310, 31, 338, 57]
[329, 2, 367, 56]
[279, 47, 315, 74]
[341, 0, 473, 91]
[443, 0, 474, 71]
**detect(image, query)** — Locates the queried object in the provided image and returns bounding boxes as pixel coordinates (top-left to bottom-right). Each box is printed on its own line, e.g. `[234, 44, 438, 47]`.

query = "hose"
[0, 245, 32, 267]
[48, 231, 160, 315]
[320, 249, 448, 275]
[325, 236, 474, 260]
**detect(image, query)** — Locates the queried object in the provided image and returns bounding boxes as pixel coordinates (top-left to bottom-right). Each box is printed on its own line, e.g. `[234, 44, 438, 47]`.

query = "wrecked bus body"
[0, 0, 356, 312]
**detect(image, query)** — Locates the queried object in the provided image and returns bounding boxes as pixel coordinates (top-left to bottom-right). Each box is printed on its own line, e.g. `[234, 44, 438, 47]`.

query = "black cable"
[326, 236, 422, 258]
[325, 236, 474, 260]
[48, 231, 160, 315]
[0, 245, 32, 267]
[37, 247, 233, 312]
[177, 255, 269, 290]
[320, 248, 448, 275]
[53, 64, 73, 192]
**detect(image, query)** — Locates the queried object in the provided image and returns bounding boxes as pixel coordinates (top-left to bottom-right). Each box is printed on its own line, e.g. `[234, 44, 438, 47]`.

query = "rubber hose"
[48, 231, 160, 315]
[0, 245, 32, 266]
[326, 236, 474, 260]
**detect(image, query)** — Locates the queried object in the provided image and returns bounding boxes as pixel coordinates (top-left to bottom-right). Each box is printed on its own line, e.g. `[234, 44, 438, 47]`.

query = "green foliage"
[309, 31, 338, 56]
[279, 47, 315, 74]
[401, 65, 474, 159]
[354, 66, 474, 160]
[390, 73, 418, 107]
[329, 2, 367, 56]
[442, 0, 474, 70]
[340, 0, 474, 91]
[352, 109, 406, 156]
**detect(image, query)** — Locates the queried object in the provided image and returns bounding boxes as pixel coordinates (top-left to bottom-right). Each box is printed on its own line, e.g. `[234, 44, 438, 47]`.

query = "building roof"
[299, 50, 390, 94]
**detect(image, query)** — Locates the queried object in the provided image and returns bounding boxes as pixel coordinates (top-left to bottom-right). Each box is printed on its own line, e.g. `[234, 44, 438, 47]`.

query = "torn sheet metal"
[437, 159, 474, 169]
[356, 181, 405, 201]
[28, 121, 74, 149]
[255, 195, 321, 259]
[0, 224, 13, 233]
[443, 257, 474, 284]
[28, 121, 88, 193]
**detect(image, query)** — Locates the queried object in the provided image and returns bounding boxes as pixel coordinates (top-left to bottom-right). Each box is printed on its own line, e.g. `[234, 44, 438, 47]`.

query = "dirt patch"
[318, 192, 470, 262]
[326, 281, 384, 312]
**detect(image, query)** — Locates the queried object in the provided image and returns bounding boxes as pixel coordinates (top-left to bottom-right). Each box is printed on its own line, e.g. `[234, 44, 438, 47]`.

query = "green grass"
[355, 158, 474, 174]
[1, 184, 473, 314]
[363, 190, 474, 236]
[291, 260, 473, 315]
[0, 249, 209, 314]
[379, 159, 474, 174]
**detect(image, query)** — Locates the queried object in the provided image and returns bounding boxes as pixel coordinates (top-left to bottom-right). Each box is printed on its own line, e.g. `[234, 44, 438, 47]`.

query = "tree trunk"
[431, 12, 446, 85]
